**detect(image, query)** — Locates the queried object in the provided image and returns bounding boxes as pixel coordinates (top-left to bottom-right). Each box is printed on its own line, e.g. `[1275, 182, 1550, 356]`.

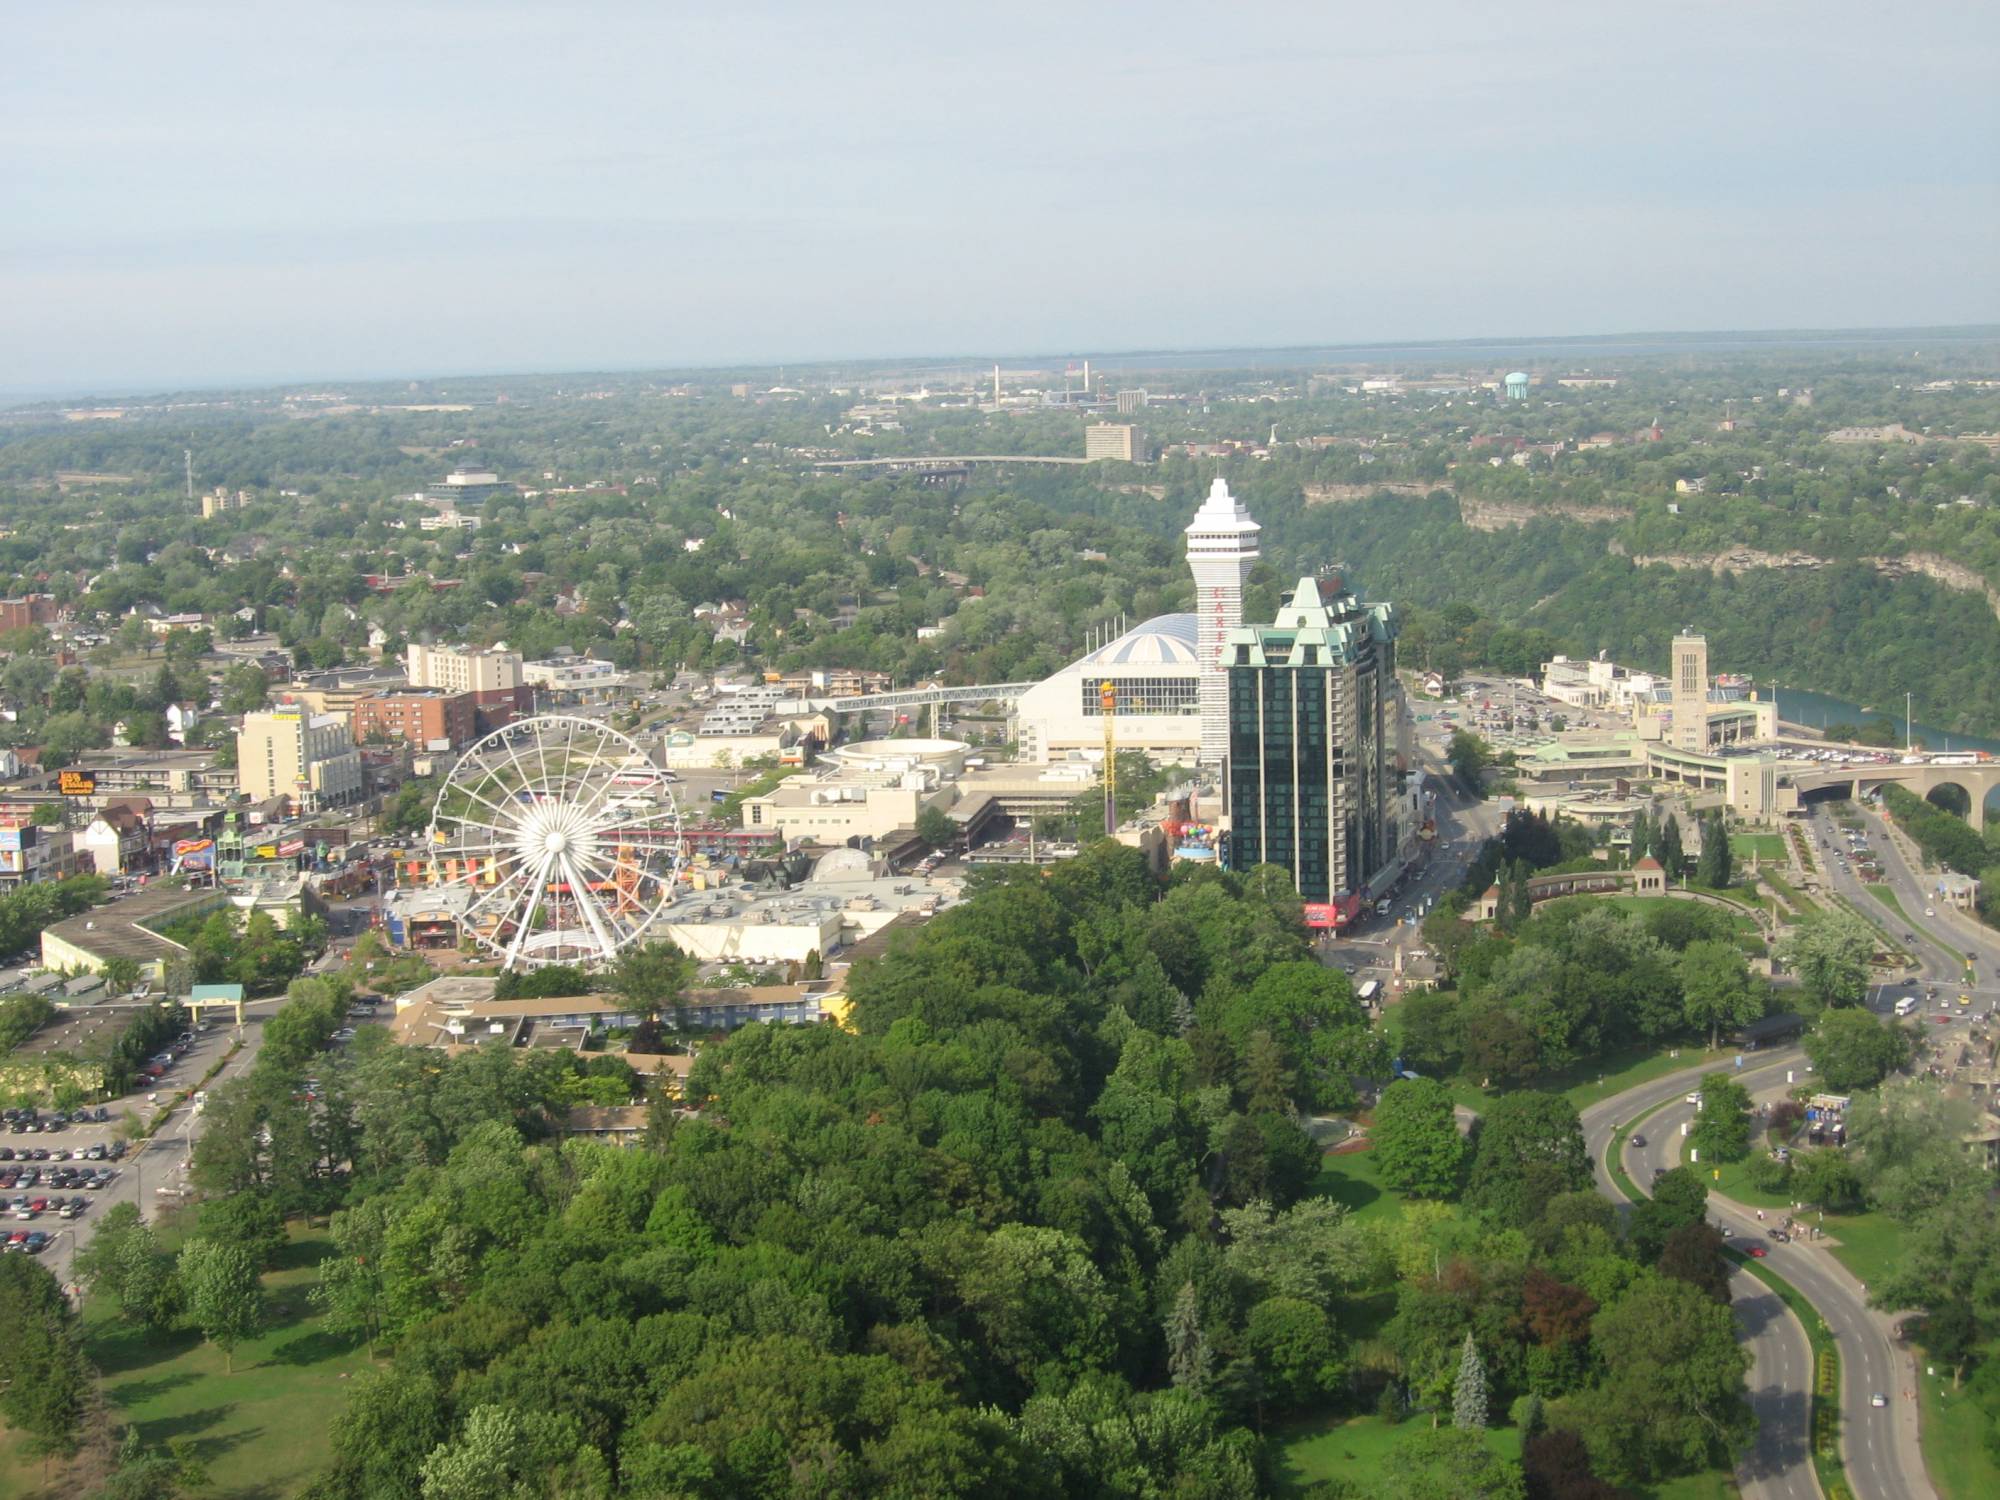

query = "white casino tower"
[1183, 476, 1261, 765]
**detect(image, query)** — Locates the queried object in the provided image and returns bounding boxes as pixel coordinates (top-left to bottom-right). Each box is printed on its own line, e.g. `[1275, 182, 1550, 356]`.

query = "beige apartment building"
[405, 644, 524, 695]
[236, 708, 363, 812]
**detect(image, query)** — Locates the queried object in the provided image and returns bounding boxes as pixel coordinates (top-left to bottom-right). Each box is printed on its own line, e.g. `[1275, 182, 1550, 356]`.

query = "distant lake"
[1776, 686, 2000, 756]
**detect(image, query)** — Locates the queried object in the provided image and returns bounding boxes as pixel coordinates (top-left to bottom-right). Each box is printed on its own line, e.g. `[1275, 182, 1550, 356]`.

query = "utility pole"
[184, 448, 194, 502]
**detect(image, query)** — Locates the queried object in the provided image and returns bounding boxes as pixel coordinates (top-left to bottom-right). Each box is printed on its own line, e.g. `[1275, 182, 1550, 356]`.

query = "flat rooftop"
[9, 1004, 145, 1059]
[43, 883, 220, 965]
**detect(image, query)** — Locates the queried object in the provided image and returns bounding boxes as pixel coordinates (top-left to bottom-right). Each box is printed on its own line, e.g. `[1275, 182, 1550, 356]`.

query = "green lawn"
[1311, 1146, 1404, 1225]
[1552, 1043, 1735, 1112]
[1730, 834, 1789, 862]
[1918, 1361, 2000, 1500]
[0, 1225, 369, 1500]
[1437, 1041, 1733, 1117]
[1696, 1158, 1902, 1288]
[1271, 1413, 1734, 1497]
[1271, 1413, 1524, 1495]
[1866, 885, 1909, 919]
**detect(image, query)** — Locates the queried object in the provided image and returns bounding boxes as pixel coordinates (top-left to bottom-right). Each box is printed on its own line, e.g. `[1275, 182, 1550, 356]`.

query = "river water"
[1776, 686, 2000, 756]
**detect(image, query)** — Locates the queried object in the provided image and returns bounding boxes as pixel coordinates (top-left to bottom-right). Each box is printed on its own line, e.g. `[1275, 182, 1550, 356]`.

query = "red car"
[1747, 1245, 1768, 1258]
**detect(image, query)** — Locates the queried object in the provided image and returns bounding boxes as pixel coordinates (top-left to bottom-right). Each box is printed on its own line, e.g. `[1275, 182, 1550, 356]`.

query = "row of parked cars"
[9, 1190, 95, 1220]
[4, 1228, 55, 1254]
[2, 1158, 120, 1195]
[3, 1106, 113, 1134]
[0, 1138, 125, 1164]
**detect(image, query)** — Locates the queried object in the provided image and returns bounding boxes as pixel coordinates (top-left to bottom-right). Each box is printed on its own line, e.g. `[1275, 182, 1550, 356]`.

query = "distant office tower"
[1115, 389, 1149, 415]
[1224, 575, 1399, 906]
[1084, 423, 1146, 462]
[1672, 631, 1709, 751]
[1185, 476, 1261, 765]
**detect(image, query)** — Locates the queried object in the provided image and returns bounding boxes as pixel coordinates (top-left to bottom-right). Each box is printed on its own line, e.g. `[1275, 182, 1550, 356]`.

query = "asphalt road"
[1623, 1077, 1934, 1500]
[1583, 1052, 1820, 1500]
[1807, 803, 2000, 1015]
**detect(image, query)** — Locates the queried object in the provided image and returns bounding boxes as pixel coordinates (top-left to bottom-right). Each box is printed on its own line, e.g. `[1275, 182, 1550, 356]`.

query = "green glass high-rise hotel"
[1224, 575, 1399, 916]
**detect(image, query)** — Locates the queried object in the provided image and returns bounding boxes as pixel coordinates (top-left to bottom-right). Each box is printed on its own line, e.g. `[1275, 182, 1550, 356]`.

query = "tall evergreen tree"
[1630, 807, 1653, 865]
[1509, 862, 1534, 929]
[1453, 1330, 1489, 1430]
[1657, 812, 1684, 877]
[1166, 1281, 1213, 1395]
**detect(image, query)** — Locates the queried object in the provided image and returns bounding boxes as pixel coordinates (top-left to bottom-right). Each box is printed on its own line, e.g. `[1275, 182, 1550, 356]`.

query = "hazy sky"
[6, 1, 1997, 393]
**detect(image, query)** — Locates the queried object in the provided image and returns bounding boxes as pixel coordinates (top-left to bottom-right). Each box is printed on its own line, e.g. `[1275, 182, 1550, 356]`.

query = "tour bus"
[1357, 979, 1381, 1005]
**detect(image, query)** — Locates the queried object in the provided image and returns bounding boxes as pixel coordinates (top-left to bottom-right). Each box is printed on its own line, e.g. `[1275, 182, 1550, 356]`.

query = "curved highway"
[1622, 1080, 1933, 1500]
[1583, 1053, 1819, 1500]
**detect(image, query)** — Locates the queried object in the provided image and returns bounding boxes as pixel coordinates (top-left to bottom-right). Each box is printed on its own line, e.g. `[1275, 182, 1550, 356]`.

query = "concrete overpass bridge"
[810, 455, 1094, 474]
[1783, 760, 2000, 829]
[782, 682, 1035, 717]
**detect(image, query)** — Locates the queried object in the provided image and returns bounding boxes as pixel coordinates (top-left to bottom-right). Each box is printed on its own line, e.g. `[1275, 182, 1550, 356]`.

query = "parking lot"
[1, 1017, 258, 1287]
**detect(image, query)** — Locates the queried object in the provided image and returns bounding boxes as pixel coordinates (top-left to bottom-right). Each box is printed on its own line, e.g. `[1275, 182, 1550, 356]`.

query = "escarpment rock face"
[1876, 551, 2000, 621]
[1456, 495, 1622, 530]
[1302, 481, 1443, 505]
[1614, 545, 2000, 626]
[1625, 547, 1830, 574]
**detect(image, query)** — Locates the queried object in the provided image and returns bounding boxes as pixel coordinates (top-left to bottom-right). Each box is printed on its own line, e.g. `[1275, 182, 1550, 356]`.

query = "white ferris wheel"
[425, 714, 685, 970]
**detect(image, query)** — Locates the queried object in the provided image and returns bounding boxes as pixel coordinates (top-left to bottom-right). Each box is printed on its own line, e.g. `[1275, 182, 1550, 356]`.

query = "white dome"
[1078, 613, 1201, 668]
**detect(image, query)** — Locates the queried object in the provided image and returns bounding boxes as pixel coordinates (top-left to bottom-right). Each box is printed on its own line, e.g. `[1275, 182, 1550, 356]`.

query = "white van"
[1893, 995, 1918, 1017]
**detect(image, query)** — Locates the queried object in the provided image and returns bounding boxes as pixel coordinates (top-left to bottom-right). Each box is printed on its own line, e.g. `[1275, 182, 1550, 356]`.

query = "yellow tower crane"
[1100, 679, 1117, 836]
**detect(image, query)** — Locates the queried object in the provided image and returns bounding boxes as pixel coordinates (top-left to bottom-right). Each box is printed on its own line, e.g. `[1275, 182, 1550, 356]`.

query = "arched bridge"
[1784, 760, 2000, 830]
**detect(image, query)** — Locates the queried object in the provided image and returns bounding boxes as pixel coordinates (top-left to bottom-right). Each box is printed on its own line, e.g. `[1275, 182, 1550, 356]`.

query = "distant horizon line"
[9, 319, 2000, 410]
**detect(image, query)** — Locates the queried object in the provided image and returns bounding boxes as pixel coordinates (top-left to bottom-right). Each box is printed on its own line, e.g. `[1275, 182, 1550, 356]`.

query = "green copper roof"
[1225, 576, 1396, 668]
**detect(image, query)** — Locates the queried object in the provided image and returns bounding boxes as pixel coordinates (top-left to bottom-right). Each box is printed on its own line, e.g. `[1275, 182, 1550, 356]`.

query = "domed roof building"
[1012, 612, 1205, 763]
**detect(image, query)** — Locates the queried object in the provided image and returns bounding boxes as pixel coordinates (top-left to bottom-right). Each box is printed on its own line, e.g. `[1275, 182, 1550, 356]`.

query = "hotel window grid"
[1076, 676, 1200, 716]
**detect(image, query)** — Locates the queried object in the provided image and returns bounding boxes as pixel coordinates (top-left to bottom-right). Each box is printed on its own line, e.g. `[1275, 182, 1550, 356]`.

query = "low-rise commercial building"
[389, 974, 850, 1049]
[0, 820, 76, 887]
[81, 805, 150, 875]
[51, 748, 236, 810]
[353, 690, 477, 750]
[524, 656, 626, 700]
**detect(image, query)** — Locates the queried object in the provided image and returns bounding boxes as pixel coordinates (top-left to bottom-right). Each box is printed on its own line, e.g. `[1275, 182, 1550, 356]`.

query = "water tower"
[1504, 371, 1530, 401]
